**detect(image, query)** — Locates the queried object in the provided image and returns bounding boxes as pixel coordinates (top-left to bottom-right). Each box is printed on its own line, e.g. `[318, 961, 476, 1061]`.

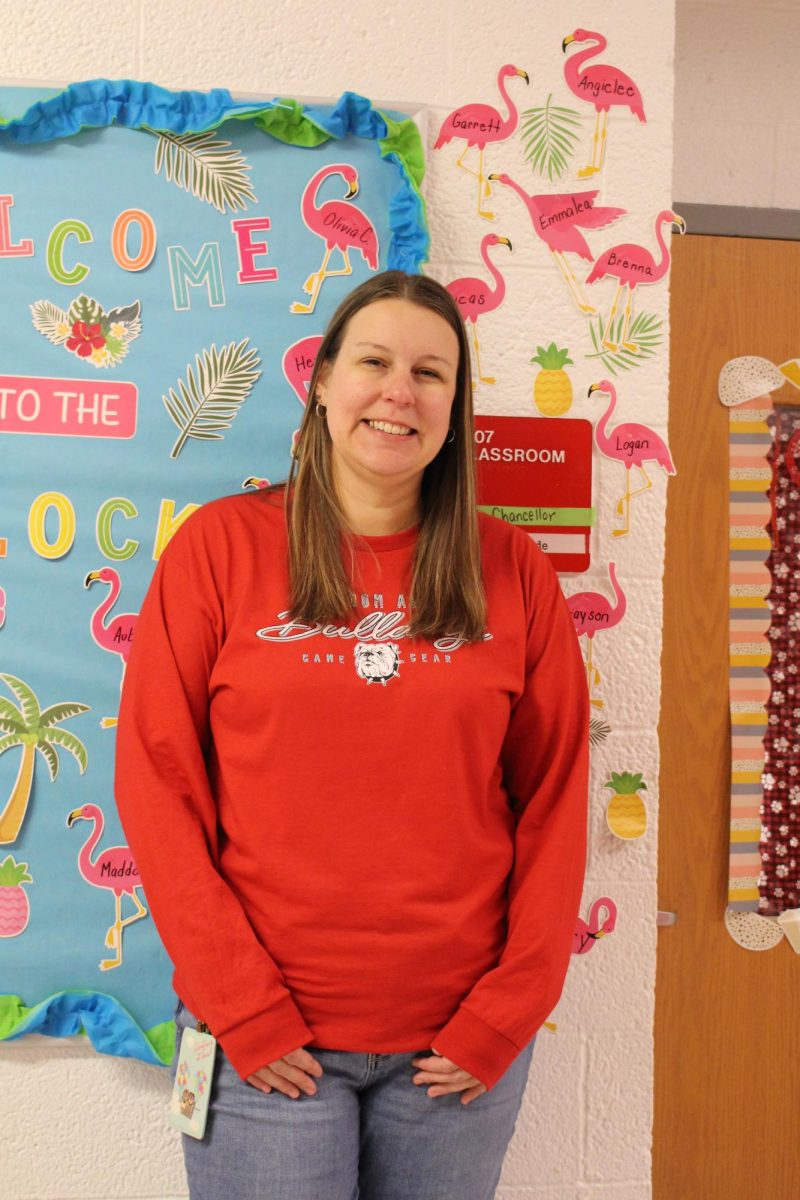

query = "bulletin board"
[0, 78, 427, 1065]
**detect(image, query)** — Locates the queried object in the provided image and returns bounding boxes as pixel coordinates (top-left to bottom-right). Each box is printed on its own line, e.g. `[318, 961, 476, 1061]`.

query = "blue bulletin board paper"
[0, 79, 428, 1064]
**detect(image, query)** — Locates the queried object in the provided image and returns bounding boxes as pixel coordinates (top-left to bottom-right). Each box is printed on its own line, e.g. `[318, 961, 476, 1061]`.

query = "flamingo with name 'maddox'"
[67, 803, 147, 971]
[562, 28, 646, 177]
[586, 209, 686, 353]
[84, 567, 138, 729]
[487, 173, 625, 314]
[435, 64, 529, 220]
[566, 561, 626, 708]
[590, 380, 676, 537]
[445, 234, 511, 385]
[291, 164, 379, 315]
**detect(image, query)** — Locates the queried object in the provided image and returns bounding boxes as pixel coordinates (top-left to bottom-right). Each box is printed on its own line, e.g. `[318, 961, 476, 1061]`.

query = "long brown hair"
[280, 270, 486, 642]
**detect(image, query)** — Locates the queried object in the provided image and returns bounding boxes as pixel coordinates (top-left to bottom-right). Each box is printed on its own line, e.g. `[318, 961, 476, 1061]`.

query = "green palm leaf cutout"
[520, 95, 582, 182]
[0, 698, 25, 730]
[0, 733, 24, 755]
[39, 701, 91, 728]
[30, 300, 70, 345]
[152, 130, 257, 214]
[37, 740, 59, 782]
[589, 717, 611, 747]
[67, 294, 104, 327]
[163, 339, 262, 460]
[41, 726, 88, 773]
[0, 675, 40, 726]
[586, 312, 663, 376]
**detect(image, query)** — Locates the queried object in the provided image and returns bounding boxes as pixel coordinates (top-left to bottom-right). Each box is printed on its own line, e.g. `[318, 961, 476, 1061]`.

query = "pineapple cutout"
[604, 771, 647, 840]
[531, 342, 574, 415]
[0, 854, 33, 937]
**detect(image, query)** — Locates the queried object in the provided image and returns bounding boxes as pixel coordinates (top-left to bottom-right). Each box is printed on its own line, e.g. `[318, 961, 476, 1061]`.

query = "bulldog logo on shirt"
[353, 642, 401, 685]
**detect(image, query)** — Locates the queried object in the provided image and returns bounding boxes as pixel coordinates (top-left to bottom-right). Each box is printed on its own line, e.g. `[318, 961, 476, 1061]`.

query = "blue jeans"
[173, 1000, 535, 1200]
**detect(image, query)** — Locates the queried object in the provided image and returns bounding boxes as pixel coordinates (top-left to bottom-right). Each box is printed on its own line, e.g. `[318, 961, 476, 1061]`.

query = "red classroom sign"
[474, 415, 593, 572]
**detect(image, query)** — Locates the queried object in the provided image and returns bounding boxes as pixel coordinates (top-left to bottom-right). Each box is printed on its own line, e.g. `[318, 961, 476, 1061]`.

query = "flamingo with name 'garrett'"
[445, 234, 512, 385]
[290, 165, 379, 316]
[435, 64, 529, 220]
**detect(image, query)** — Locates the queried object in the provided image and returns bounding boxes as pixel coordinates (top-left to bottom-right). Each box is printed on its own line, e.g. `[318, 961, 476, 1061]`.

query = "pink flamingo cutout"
[567, 562, 626, 708]
[67, 803, 147, 971]
[242, 476, 270, 490]
[590, 380, 676, 537]
[435, 64, 529, 220]
[84, 568, 138, 729]
[282, 334, 324, 406]
[562, 28, 646, 177]
[487, 174, 625, 315]
[291, 165, 379, 315]
[446, 233, 511, 385]
[587, 209, 686, 353]
[573, 897, 617, 954]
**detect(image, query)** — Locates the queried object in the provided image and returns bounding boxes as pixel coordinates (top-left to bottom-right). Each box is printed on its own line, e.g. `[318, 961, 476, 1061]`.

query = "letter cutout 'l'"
[0, 196, 34, 257]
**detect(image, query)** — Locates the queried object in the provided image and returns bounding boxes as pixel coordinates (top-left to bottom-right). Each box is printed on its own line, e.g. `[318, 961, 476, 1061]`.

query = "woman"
[115, 269, 589, 1199]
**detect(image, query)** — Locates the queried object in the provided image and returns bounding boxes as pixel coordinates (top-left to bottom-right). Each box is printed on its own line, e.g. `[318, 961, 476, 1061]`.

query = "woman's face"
[316, 297, 460, 499]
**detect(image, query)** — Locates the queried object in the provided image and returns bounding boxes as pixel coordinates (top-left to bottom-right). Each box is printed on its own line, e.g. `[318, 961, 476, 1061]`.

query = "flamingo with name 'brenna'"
[435, 64, 529, 220]
[566, 561, 626, 707]
[291, 165, 379, 316]
[67, 803, 147, 971]
[487, 174, 625, 314]
[562, 28, 646, 178]
[84, 567, 138, 729]
[586, 209, 685, 352]
[446, 234, 511, 384]
[590, 380, 676, 536]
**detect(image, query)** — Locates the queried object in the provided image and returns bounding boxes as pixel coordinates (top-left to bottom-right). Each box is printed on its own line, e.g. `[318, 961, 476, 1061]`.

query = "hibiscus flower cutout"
[66, 320, 107, 358]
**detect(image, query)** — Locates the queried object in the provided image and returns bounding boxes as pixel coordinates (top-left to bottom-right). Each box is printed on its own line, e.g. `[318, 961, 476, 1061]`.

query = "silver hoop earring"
[446, 428, 456, 444]
[315, 401, 327, 417]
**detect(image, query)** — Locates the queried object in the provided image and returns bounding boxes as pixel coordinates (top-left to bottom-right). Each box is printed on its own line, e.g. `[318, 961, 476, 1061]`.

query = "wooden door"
[654, 234, 800, 1198]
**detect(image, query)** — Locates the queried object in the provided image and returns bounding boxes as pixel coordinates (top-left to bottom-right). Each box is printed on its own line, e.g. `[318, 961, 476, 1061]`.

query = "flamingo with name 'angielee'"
[435, 64, 529, 220]
[586, 209, 685, 353]
[590, 380, 675, 536]
[291, 165, 379, 316]
[562, 28, 646, 178]
[566, 562, 626, 708]
[446, 234, 512, 385]
[487, 174, 625, 314]
[84, 567, 138, 729]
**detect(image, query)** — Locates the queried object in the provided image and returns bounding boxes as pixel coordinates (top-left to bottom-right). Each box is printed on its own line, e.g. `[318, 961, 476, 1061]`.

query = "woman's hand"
[411, 1046, 488, 1106]
[247, 1046, 324, 1099]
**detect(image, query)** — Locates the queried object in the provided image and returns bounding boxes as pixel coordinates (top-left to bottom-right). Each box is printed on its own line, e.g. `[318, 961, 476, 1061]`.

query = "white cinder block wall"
[2, 2, 676, 1197]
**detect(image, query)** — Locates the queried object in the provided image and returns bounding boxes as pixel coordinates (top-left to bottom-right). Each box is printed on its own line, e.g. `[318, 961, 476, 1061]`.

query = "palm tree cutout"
[0, 673, 89, 845]
[67, 803, 147, 971]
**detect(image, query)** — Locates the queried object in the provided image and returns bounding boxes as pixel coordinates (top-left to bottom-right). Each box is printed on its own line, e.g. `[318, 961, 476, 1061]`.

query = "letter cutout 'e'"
[231, 217, 279, 284]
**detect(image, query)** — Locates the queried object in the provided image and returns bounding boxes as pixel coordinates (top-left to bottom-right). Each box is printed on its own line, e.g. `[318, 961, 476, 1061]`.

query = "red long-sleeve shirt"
[114, 490, 588, 1090]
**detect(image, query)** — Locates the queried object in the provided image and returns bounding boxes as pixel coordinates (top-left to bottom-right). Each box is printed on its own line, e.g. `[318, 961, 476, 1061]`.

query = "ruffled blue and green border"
[0, 78, 427, 1066]
[0, 78, 428, 272]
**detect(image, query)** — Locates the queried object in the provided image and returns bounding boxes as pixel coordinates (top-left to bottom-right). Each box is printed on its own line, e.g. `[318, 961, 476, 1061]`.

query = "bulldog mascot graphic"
[353, 642, 401, 685]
